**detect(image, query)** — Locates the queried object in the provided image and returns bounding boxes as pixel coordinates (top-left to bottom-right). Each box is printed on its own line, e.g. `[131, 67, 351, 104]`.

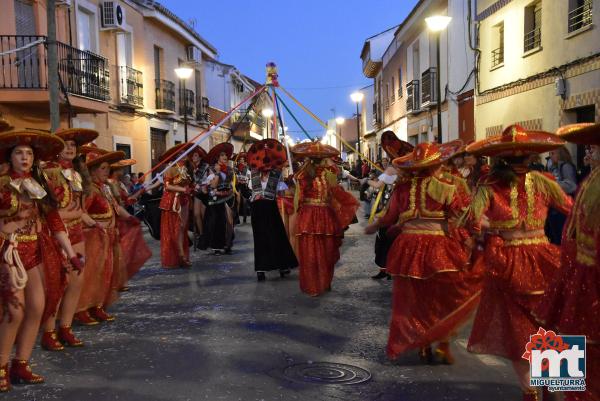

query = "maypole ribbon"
[278, 86, 383, 173]
[273, 91, 294, 175]
[273, 91, 313, 141]
[144, 85, 267, 185]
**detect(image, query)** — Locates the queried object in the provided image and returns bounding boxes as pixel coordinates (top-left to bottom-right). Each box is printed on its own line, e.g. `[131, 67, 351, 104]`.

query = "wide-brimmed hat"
[111, 158, 137, 168]
[0, 129, 65, 161]
[81, 144, 125, 168]
[55, 128, 99, 147]
[466, 124, 564, 157]
[291, 141, 339, 159]
[207, 142, 234, 164]
[393, 140, 462, 171]
[381, 131, 414, 159]
[247, 139, 287, 171]
[188, 145, 208, 161]
[0, 118, 14, 133]
[235, 151, 248, 161]
[556, 123, 600, 145]
[159, 142, 190, 163]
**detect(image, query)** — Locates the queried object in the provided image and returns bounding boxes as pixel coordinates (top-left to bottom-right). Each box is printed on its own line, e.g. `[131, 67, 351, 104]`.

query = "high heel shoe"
[418, 346, 434, 364]
[58, 326, 84, 347]
[434, 342, 455, 365]
[0, 364, 10, 392]
[41, 330, 64, 351]
[89, 306, 115, 322]
[73, 310, 99, 326]
[9, 359, 44, 385]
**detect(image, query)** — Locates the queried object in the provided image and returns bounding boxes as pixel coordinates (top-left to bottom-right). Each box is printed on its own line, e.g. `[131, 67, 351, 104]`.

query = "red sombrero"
[188, 145, 208, 160]
[207, 142, 234, 164]
[393, 140, 462, 171]
[381, 131, 414, 158]
[235, 152, 248, 161]
[81, 144, 126, 168]
[556, 123, 600, 145]
[159, 142, 191, 163]
[466, 124, 564, 157]
[111, 158, 137, 168]
[247, 139, 287, 171]
[0, 130, 65, 161]
[0, 118, 14, 133]
[55, 128, 98, 147]
[291, 141, 339, 159]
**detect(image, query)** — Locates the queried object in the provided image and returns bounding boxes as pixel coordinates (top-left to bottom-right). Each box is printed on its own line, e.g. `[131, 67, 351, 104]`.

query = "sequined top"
[85, 181, 117, 222]
[44, 160, 83, 211]
[297, 165, 338, 205]
[159, 161, 192, 210]
[470, 171, 573, 231]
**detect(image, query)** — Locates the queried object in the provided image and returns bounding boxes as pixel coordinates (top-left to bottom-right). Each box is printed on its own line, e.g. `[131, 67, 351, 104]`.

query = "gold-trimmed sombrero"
[206, 142, 234, 165]
[111, 158, 137, 168]
[291, 141, 339, 159]
[55, 128, 99, 147]
[556, 123, 600, 145]
[466, 124, 564, 157]
[81, 144, 125, 168]
[0, 129, 65, 161]
[0, 118, 14, 133]
[392, 140, 462, 171]
[189, 145, 208, 161]
[159, 142, 192, 163]
[381, 131, 414, 159]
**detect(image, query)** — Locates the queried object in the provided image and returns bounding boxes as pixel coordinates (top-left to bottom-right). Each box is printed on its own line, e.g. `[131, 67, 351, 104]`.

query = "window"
[391, 77, 395, 102]
[397, 68, 403, 98]
[491, 22, 504, 68]
[77, 6, 98, 53]
[154, 46, 162, 80]
[568, 0, 593, 33]
[524, 1, 542, 52]
[385, 83, 389, 109]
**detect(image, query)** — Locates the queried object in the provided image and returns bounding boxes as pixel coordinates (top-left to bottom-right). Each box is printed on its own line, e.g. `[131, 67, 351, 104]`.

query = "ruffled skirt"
[160, 210, 188, 268]
[117, 218, 152, 281]
[78, 227, 113, 310]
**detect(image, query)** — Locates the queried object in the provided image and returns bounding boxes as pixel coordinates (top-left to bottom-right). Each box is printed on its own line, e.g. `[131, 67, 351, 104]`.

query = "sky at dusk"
[163, 0, 419, 141]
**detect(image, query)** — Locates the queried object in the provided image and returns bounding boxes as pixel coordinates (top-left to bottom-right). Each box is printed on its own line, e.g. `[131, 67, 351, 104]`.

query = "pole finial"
[266, 62, 279, 87]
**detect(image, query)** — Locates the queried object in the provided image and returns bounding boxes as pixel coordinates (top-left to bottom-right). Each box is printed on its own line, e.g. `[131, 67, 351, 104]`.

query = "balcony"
[178, 88, 194, 117]
[491, 47, 504, 68]
[568, 0, 593, 33]
[118, 66, 143, 108]
[195, 96, 209, 123]
[0, 35, 110, 110]
[421, 67, 437, 107]
[406, 80, 420, 113]
[155, 79, 175, 113]
[524, 27, 541, 52]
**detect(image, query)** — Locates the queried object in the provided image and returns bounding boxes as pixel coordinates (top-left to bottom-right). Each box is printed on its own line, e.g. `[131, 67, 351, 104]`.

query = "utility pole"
[47, 0, 60, 131]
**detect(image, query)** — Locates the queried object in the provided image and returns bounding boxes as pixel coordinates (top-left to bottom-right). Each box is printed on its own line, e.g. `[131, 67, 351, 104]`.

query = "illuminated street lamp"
[425, 15, 451, 144]
[350, 92, 364, 157]
[262, 108, 274, 138]
[175, 66, 194, 142]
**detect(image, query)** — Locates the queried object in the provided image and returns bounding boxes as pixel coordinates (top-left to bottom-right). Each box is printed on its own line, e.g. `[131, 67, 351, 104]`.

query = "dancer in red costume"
[74, 146, 126, 325]
[40, 128, 98, 351]
[535, 123, 600, 401]
[291, 142, 359, 296]
[463, 125, 573, 401]
[189, 146, 208, 249]
[365, 141, 482, 364]
[0, 130, 83, 392]
[159, 143, 194, 268]
[108, 159, 152, 290]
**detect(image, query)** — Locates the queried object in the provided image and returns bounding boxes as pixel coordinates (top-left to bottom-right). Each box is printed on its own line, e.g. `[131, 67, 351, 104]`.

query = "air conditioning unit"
[101, 1, 126, 30]
[187, 46, 201, 63]
[56, 0, 72, 6]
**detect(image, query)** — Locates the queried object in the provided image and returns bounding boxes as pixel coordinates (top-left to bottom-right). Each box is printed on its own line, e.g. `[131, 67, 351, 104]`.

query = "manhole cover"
[283, 362, 371, 385]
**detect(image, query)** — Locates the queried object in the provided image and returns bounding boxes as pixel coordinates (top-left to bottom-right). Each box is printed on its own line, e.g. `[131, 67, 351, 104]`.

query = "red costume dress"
[159, 161, 192, 268]
[467, 171, 573, 361]
[378, 172, 482, 358]
[295, 164, 358, 296]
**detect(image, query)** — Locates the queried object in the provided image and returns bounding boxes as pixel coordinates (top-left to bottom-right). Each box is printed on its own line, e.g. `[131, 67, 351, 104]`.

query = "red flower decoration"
[522, 327, 570, 372]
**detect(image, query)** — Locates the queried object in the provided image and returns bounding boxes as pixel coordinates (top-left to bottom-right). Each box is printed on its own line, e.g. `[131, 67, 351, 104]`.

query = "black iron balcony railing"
[406, 79, 420, 113]
[421, 67, 437, 107]
[524, 26, 541, 51]
[155, 79, 175, 112]
[569, 0, 593, 33]
[0, 35, 110, 101]
[118, 65, 143, 107]
[491, 47, 504, 68]
[195, 96, 209, 122]
[178, 88, 194, 116]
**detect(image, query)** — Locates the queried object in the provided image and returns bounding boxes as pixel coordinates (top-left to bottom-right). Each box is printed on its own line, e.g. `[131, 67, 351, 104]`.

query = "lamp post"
[175, 66, 194, 142]
[425, 15, 451, 144]
[335, 116, 345, 152]
[262, 108, 274, 138]
[350, 91, 364, 158]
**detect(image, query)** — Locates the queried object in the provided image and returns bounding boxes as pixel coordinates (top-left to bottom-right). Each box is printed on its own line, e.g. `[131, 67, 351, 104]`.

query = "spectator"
[527, 154, 545, 172]
[545, 146, 577, 244]
[361, 160, 370, 178]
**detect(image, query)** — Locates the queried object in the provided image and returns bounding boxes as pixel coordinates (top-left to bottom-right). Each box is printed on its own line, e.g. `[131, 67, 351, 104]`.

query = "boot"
[9, 359, 44, 385]
[40, 330, 64, 351]
[257, 272, 266, 282]
[0, 364, 10, 392]
[371, 271, 389, 280]
[58, 326, 84, 347]
[418, 346, 434, 364]
[522, 390, 539, 401]
[73, 310, 99, 326]
[435, 342, 455, 365]
[89, 306, 115, 322]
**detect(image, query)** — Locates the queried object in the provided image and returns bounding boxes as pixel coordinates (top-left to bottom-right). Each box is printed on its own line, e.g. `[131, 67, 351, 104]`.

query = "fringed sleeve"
[329, 185, 360, 229]
[530, 171, 573, 215]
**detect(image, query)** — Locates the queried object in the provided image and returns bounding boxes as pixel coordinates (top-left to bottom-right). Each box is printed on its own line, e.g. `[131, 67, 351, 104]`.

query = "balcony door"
[14, 0, 40, 88]
[117, 32, 133, 103]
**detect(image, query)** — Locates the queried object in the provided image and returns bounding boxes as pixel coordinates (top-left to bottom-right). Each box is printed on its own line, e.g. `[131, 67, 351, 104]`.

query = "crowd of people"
[0, 120, 597, 401]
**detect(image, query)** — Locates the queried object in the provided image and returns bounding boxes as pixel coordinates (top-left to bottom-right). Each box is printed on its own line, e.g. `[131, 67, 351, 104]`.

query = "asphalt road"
[5, 209, 522, 401]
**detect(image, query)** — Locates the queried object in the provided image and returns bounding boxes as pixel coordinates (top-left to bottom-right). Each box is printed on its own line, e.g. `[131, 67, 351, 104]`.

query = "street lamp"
[425, 15, 451, 144]
[350, 91, 364, 158]
[262, 108, 274, 138]
[175, 66, 194, 142]
[335, 117, 345, 152]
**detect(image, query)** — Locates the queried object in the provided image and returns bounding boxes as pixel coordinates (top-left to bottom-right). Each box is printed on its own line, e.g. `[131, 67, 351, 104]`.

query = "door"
[150, 128, 167, 171]
[458, 90, 475, 142]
